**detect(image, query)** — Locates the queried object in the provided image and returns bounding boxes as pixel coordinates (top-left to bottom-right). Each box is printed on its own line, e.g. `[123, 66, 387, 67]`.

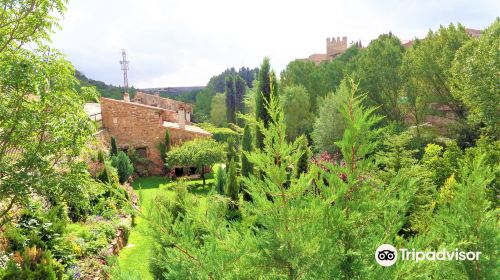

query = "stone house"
[299, 36, 349, 64]
[100, 92, 211, 175]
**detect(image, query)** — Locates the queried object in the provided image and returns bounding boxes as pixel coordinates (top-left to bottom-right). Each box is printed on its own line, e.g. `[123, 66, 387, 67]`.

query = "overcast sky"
[51, 0, 499, 88]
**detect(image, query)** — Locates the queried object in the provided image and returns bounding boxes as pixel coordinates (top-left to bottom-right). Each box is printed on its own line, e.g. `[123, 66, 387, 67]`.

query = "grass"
[115, 176, 169, 280]
[114, 175, 216, 279]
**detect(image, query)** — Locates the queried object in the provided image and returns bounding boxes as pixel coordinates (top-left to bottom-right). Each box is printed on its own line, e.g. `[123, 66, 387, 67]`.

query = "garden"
[0, 1, 499, 279]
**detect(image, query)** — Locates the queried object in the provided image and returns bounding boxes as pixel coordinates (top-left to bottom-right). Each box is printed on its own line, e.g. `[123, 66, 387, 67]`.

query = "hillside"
[76, 70, 137, 100]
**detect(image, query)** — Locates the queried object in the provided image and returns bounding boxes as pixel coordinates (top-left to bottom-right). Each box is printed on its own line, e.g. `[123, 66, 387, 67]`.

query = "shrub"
[97, 160, 119, 185]
[110, 136, 118, 156]
[127, 148, 152, 177]
[111, 151, 134, 184]
[2, 248, 64, 280]
[197, 123, 241, 143]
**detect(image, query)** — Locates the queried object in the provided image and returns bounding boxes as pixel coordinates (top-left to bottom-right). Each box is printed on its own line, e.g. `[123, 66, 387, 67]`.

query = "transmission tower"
[120, 49, 129, 93]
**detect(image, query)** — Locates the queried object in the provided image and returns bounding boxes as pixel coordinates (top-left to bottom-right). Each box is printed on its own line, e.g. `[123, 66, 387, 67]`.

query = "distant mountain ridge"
[76, 71, 205, 101]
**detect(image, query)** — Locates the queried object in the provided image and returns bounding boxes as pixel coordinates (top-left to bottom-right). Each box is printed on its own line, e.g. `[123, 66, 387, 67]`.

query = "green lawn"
[115, 176, 169, 280]
[114, 175, 215, 279]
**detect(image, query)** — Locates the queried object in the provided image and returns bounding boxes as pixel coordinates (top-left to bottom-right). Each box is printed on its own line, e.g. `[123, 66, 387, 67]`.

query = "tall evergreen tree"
[111, 151, 134, 184]
[294, 136, 311, 178]
[255, 58, 278, 149]
[241, 124, 253, 200]
[159, 130, 171, 172]
[226, 136, 239, 164]
[234, 75, 246, 126]
[241, 125, 253, 177]
[225, 76, 236, 124]
[215, 164, 226, 195]
[226, 159, 239, 204]
[110, 136, 118, 156]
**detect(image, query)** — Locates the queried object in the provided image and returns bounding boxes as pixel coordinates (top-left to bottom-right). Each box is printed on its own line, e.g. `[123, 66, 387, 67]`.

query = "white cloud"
[51, 0, 499, 87]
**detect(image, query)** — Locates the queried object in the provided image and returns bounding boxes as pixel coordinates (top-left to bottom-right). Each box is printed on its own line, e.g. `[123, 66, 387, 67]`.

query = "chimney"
[178, 107, 186, 129]
[123, 92, 130, 102]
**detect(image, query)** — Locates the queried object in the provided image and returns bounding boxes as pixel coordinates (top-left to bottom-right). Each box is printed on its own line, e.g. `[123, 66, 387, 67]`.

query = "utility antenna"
[120, 49, 129, 93]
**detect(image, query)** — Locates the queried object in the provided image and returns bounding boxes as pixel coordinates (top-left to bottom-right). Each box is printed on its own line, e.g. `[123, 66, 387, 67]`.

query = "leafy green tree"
[451, 19, 500, 135]
[312, 79, 350, 153]
[280, 60, 322, 110]
[0, 49, 96, 228]
[401, 23, 470, 122]
[194, 88, 213, 122]
[280, 46, 361, 114]
[166, 138, 225, 185]
[111, 151, 134, 184]
[280, 85, 313, 140]
[210, 92, 227, 127]
[110, 136, 118, 156]
[350, 33, 405, 122]
[0, 0, 66, 54]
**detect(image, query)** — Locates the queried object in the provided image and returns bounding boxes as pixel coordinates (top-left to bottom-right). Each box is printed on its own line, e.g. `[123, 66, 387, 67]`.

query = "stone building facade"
[100, 92, 211, 175]
[301, 36, 348, 64]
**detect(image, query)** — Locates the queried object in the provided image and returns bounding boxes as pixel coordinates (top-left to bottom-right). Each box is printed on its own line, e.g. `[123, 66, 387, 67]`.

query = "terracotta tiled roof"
[466, 28, 482, 37]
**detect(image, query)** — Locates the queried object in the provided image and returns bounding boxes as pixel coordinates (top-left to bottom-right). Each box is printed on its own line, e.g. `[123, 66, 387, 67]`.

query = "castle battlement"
[326, 36, 348, 59]
[326, 36, 347, 44]
[300, 36, 350, 65]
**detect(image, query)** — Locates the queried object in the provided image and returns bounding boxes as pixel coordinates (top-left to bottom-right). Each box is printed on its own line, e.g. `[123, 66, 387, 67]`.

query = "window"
[136, 147, 147, 158]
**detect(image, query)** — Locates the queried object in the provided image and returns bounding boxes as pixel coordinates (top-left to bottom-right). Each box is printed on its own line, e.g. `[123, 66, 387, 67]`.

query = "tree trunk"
[201, 168, 206, 186]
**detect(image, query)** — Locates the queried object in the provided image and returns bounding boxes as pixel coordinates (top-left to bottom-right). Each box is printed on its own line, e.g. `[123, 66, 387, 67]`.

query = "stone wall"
[100, 97, 209, 175]
[326, 36, 348, 58]
[301, 36, 348, 64]
[133, 92, 193, 124]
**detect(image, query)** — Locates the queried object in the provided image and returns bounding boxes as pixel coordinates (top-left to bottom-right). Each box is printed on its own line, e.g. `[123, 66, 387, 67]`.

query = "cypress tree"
[110, 136, 118, 156]
[241, 125, 253, 177]
[294, 136, 311, 178]
[97, 150, 106, 163]
[255, 58, 278, 149]
[215, 164, 226, 195]
[241, 124, 254, 201]
[234, 76, 246, 126]
[111, 151, 134, 184]
[225, 76, 236, 124]
[159, 130, 171, 172]
[164, 129, 171, 152]
[226, 136, 239, 164]
[226, 159, 239, 203]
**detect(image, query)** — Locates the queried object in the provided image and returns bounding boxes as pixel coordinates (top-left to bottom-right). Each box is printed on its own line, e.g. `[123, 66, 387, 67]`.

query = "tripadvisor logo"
[375, 244, 482, 267]
[375, 244, 397, 266]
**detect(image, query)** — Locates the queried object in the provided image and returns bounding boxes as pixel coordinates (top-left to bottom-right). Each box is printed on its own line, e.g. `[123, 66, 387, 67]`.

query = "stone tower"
[326, 36, 347, 59]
